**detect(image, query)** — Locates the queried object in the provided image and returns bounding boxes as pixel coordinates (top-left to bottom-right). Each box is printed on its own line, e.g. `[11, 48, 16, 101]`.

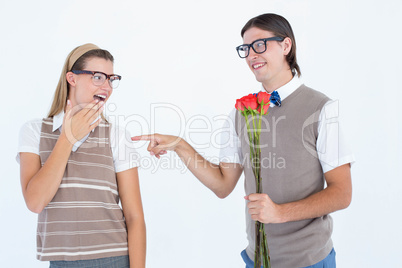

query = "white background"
[1, 0, 401, 267]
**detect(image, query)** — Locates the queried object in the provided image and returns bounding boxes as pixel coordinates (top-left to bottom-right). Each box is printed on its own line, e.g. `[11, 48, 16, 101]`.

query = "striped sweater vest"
[37, 118, 128, 261]
[236, 85, 333, 267]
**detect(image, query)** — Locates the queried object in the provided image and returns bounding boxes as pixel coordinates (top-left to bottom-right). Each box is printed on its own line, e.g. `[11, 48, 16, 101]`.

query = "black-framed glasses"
[71, 70, 122, 89]
[236, 37, 284, 58]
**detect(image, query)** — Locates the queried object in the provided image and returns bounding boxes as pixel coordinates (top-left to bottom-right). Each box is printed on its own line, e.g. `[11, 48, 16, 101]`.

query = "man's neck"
[262, 71, 294, 93]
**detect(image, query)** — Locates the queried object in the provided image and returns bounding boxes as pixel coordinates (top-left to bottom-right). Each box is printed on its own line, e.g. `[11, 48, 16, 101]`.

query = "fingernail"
[150, 152, 155, 156]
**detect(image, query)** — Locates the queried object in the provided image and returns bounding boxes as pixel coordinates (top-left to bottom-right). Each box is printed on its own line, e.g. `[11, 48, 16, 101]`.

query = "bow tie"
[270, 91, 281, 107]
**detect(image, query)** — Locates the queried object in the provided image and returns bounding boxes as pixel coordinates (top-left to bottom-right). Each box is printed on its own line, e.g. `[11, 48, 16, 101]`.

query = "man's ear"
[66, 71, 76, 86]
[282, 37, 292, 56]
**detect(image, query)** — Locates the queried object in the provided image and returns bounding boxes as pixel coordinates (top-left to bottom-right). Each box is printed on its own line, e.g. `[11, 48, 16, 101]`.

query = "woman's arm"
[117, 167, 146, 268]
[20, 100, 104, 213]
[20, 135, 73, 213]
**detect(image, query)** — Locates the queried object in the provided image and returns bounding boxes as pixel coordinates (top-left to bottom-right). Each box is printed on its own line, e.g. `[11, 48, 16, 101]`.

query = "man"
[133, 13, 354, 267]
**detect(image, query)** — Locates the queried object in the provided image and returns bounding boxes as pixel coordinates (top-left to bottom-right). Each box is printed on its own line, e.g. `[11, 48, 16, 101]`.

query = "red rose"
[257, 92, 271, 105]
[242, 94, 258, 110]
[257, 104, 269, 114]
[235, 98, 245, 111]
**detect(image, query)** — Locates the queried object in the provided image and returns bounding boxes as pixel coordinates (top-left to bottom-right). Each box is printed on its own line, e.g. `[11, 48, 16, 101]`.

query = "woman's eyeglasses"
[71, 70, 122, 89]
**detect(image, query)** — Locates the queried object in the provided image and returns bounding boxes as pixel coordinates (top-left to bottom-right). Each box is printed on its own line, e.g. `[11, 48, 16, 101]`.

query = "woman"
[17, 43, 146, 268]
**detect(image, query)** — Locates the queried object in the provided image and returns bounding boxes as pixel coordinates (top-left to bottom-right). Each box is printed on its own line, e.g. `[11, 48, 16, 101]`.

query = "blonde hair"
[48, 43, 113, 118]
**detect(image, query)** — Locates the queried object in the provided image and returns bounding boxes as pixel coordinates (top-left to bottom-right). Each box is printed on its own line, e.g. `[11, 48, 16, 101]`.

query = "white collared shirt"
[219, 76, 355, 173]
[17, 112, 140, 172]
[265, 74, 302, 107]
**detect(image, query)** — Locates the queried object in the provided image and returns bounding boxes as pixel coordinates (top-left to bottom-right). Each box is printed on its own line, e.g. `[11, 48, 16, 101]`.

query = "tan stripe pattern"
[37, 118, 128, 261]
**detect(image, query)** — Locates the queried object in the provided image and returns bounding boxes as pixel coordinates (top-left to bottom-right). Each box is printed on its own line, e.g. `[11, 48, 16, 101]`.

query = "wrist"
[58, 132, 75, 150]
[173, 137, 187, 153]
[276, 203, 292, 223]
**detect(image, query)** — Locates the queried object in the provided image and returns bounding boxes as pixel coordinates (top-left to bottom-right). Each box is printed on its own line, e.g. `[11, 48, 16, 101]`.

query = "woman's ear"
[66, 71, 76, 87]
[282, 37, 292, 56]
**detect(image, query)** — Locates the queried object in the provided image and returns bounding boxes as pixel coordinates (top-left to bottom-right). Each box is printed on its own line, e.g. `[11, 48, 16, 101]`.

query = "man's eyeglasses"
[236, 37, 284, 58]
[71, 70, 122, 89]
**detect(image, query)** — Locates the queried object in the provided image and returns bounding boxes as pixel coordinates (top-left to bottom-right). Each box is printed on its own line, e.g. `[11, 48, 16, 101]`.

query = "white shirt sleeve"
[110, 124, 140, 173]
[219, 108, 243, 164]
[316, 100, 355, 173]
[16, 119, 42, 163]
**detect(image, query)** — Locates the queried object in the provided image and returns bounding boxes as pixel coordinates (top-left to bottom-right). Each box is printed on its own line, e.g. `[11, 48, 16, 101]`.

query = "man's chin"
[254, 74, 267, 83]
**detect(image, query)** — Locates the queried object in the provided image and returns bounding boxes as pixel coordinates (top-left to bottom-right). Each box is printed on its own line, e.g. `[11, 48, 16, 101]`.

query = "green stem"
[251, 112, 260, 192]
[254, 221, 261, 268]
[244, 109, 270, 268]
[251, 112, 257, 147]
[261, 225, 271, 268]
[258, 105, 263, 135]
[244, 112, 255, 159]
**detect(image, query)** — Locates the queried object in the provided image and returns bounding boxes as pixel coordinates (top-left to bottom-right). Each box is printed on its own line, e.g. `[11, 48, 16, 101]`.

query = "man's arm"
[246, 163, 352, 223]
[132, 134, 243, 198]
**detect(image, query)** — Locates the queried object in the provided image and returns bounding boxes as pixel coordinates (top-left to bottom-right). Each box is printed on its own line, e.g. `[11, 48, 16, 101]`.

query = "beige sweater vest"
[37, 118, 128, 261]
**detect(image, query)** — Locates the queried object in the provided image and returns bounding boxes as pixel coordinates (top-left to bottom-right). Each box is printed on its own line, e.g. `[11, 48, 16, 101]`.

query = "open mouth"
[93, 94, 107, 102]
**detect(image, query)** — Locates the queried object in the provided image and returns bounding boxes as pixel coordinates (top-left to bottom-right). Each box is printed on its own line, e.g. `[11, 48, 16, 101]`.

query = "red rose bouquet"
[235, 92, 271, 268]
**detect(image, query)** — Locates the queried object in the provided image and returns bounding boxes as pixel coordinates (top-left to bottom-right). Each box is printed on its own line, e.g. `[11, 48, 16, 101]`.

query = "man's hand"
[245, 193, 284, 224]
[245, 164, 352, 224]
[131, 134, 181, 159]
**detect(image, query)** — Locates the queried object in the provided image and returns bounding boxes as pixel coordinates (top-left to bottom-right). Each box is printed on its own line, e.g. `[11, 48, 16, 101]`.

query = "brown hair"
[241, 13, 301, 77]
[47, 44, 114, 117]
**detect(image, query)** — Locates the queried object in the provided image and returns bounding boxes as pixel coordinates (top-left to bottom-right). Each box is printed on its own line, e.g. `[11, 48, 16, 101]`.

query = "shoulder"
[17, 118, 43, 162]
[108, 122, 131, 146]
[218, 108, 238, 127]
[22, 118, 43, 126]
[299, 84, 331, 102]
[20, 118, 43, 134]
[108, 122, 140, 171]
[299, 84, 330, 100]
[225, 108, 241, 133]
[229, 107, 238, 121]
[109, 121, 129, 136]
[296, 85, 331, 111]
